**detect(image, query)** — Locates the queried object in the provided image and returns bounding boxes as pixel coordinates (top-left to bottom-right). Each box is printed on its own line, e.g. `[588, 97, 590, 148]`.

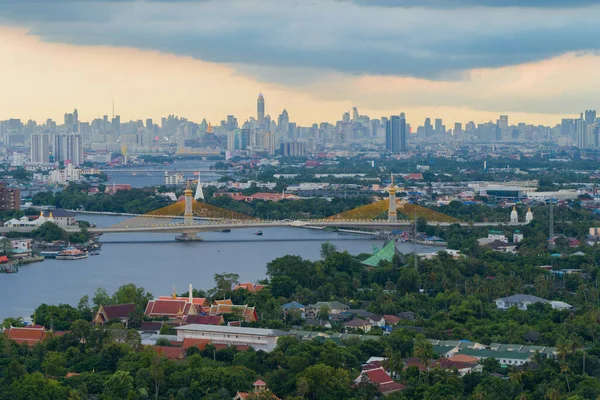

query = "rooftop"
[175, 324, 291, 337]
[362, 241, 398, 268]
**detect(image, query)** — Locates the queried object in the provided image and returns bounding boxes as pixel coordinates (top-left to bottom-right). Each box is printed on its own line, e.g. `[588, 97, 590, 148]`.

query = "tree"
[318, 305, 330, 321]
[70, 320, 91, 344]
[413, 335, 434, 382]
[104, 370, 134, 400]
[92, 288, 111, 308]
[149, 356, 165, 399]
[320, 242, 337, 260]
[112, 283, 153, 309]
[212, 273, 240, 299]
[297, 364, 352, 400]
[42, 352, 67, 378]
[0, 237, 13, 256]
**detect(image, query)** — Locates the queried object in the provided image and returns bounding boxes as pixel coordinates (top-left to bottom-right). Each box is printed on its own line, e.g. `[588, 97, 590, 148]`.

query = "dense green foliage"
[32, 184, 171, 214]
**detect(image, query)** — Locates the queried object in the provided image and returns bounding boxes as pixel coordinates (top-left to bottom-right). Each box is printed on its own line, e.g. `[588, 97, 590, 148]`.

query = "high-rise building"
[280, 141, 305, 157]
[435, 118, 443, 134]
[454, 122, 463, 135]
[31, 133, 51, 164]
[111, 115, 121, 135]
[0, 182, 20, 211]
[499, 115, 509, 130]
[72, 109, 79, 133]
[352, 107, 359, 122]
[576, 119, 587, 149]
[342, 112, 351, 124]
[385, 113, 407, 153]
[561, 119, 574, 136]
[424, 118, 433, 137]
[257, 94, 265, 127]
[584, 110, 597, 125]
[53, 133, 83, 166]
[226, 115, 238, 131]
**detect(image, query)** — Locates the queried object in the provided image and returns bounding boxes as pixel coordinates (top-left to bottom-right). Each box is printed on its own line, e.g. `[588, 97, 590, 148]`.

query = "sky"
[1, 0, 599, 126]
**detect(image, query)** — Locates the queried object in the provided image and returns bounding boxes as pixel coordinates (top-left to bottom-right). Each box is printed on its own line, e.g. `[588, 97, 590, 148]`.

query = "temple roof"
[362, 241, 398, 267]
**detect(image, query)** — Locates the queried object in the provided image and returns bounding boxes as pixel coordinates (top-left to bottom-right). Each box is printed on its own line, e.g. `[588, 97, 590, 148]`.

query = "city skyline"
[1, 1, 600, 125]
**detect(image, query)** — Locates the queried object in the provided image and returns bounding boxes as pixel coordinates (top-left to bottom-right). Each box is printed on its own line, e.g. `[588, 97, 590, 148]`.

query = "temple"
[362, 242, 401, 268]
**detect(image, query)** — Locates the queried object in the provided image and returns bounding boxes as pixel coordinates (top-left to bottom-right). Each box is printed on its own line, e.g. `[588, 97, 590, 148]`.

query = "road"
[0, 220, 528, 235]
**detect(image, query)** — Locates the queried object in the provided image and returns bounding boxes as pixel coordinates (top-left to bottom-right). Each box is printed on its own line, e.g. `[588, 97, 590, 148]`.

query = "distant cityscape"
[1, 94, 598, 169]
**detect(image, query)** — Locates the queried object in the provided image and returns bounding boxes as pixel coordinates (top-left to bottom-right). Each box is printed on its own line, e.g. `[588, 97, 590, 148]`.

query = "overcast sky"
[0, 0, 599, 125]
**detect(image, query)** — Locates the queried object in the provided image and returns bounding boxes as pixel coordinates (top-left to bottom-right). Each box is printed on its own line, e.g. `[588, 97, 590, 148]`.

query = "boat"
[254, 230, 263, 236]
[56, 249, 88, 260]
[220, 229, 231, 233]
[132, 172, 137, 176]
[90, 251, 100, 256]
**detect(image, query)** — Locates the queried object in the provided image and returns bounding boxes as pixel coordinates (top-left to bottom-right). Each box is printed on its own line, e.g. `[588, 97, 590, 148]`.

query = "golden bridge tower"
[387, 173, 397, 222]
[184, 180, 194, 225]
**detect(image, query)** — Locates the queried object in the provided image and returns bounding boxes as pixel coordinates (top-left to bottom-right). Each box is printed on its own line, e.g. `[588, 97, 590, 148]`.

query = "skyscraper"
[584, 110, 597, 125]
[53, 133, 83, 166]
[424, 118, 433, 137]
[352, 107, 359, 122]
[576, 119, 587, 149]
[257, 94, 265, 127]
[435, 118, 443, 134]
[499, 115, 509, 130]
[31, 133, 51, 164]
[72, 109, 79, 133]
[385, 113, 407, 153]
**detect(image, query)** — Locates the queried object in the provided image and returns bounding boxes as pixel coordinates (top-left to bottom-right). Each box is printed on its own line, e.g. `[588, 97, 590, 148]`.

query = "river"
[0, 214, 443, 320]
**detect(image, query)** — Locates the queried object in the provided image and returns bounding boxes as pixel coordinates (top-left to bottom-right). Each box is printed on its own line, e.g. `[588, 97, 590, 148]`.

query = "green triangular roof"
[362, 241, 397, 267]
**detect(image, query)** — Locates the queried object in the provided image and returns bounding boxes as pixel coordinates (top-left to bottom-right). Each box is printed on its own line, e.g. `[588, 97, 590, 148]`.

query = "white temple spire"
[194, 173, 205, 201]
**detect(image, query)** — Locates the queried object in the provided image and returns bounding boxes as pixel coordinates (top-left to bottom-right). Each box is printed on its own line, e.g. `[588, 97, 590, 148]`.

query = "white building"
[48, 164, 82, 185]
[31, 133, 51, 164]
[164, 172, 185, 185]
[495, 294, 572, 311]
[527, 191, 579, 201]
[174, 324, 291, 352]
[53, 133, 83, 166]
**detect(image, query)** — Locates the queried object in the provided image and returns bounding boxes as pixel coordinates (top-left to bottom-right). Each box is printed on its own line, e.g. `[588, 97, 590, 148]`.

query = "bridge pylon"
[387, 173, 397, 222]
[184, 180, 194, 225]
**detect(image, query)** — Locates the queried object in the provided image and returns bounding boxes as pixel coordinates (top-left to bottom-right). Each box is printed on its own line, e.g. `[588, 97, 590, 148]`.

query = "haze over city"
[1, 0, 600, 125]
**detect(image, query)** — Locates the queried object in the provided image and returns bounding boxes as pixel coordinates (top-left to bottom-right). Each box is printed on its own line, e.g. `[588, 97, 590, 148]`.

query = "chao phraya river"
[0, 214, 441, 320]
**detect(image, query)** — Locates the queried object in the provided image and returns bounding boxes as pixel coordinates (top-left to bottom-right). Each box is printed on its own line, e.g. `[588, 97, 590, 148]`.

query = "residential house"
[282, 302, 306, 319]
[175, 324, 292, 353]
[454, 348, 532, 367]
[234, 380, 280, 400]
[304, 301, 349, 319]
[94, 304, 136, 326]
[344, 318, 373, 332]
[396, 311, 416, 321]
[44, 209, 78, 228]
[354, 367, 405, 396]
[495, 294, 572, 311]
[383, 315, 400, 326]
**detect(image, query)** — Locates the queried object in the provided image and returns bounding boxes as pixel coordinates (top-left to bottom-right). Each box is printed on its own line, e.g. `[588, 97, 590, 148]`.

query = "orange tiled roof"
[158, 296, 206, 307]
[182, 338, 211, 351]
[145, 299, 196, 318]
[153, 346, 185, 360]
[7, 326, 47, 345]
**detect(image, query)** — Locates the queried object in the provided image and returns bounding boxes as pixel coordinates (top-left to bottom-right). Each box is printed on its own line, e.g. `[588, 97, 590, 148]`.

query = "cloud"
[343, 0, 600, 8]
[0, 0, 599, 83]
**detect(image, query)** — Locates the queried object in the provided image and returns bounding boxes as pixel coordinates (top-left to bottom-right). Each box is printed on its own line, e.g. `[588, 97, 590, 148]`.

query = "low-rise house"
[234, 380, 280, 400]
[344, 318, 373, 332]
[347, 309, 385, 327]
[304, 319, 332, 329]
[396, 311, 416, 321]
[304, 301, 349, 319]
[383, 315, 400, 325]
[355, 367, 405, 396]
[495, 294, 572, 311]
[175, 324, 292, 352]
[94, 304, 136, 326]
[454, 348, 532, 366]
[281, 302, 306, 318]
